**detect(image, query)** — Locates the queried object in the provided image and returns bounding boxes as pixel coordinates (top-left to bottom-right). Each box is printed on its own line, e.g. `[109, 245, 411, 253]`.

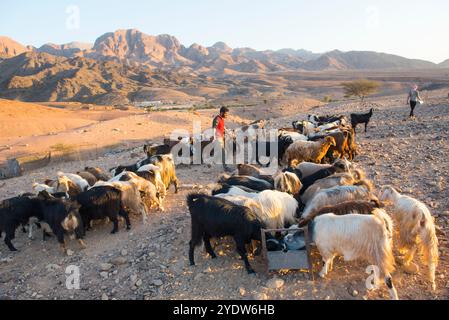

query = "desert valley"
[1, 28, 449, 301]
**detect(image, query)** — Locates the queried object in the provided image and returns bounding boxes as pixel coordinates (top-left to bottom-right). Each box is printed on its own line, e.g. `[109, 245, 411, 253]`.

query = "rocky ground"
[0, 93, 448, 300]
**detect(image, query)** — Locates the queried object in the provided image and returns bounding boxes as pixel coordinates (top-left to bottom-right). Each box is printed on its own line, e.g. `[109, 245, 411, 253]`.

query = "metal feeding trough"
[261, 227, 314, 279]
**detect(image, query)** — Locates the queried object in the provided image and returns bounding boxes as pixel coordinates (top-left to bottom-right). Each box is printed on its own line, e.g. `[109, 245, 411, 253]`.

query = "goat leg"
[111, 217, 119, 234]
[203, 236, 217, 259]
[4, 232, 18, 252]
[189, 241, 196, 266]
[234, 237, 255, 274]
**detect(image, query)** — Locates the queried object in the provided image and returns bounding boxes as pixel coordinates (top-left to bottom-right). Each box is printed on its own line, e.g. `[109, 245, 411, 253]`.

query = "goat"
[298, 200, 380, 227]
[138, 164, 168, 200]
[216, 190, 300, 231]
[212, 184, 260, 196]
[0, 195, 42, 251]
[75, 186, 131, 234]
[35, 192, 86, 254]
[144, 144, 172, 158]
[380, 186, 439, 291]
[32, 183, 55, 194]
[294, 159, 352, 179]
[148, 155, 179, 194]
[187, 194, 263, 274]
[300, 169, 369, 205]
[312, 209, 398, 300]
[284, 137, 336, 166]
[57, 172, 89, 191]
[119, 172, 164, 215]
[237, 164, 275, 185]
[273, 172, 302, 196]
[76, 171, 98, 187]
[351, 108, 374, 133]
[55, 175, 82, 198]
[84, 167, 111, 181]
[219, 175, 273, 192]
[301, 183, 378, 220]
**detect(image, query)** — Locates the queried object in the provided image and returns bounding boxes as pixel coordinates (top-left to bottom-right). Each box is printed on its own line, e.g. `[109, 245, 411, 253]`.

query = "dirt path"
[0, 96, 448, 300]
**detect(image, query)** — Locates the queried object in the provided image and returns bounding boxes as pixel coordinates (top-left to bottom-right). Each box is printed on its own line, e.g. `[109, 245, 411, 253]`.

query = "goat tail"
[420, 221, 439, 269]
[372, 209, 396, 276]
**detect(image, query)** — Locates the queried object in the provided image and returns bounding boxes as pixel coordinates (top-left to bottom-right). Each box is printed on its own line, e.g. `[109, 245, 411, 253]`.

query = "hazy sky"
[1, 0, 448, 63]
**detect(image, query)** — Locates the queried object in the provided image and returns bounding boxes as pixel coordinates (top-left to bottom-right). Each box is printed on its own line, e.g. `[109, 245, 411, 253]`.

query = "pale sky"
[1, 0, 448, 63]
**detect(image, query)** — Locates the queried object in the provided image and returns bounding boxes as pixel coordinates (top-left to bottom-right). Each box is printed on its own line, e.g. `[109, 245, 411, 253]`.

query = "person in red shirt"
[212, 107, 231, 172]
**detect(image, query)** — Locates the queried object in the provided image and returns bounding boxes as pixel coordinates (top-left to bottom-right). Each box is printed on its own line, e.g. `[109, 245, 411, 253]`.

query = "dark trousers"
[410, 101, 417, 117]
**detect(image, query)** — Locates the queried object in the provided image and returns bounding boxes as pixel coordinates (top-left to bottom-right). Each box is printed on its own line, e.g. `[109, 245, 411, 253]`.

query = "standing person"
[407, 85, 423, 119]
[212, 107, 232, 172]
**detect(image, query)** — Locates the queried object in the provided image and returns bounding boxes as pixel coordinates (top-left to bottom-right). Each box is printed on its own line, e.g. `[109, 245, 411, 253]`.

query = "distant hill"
[0, 51, 200, 104]
[303, 50, 436, 71]
[0, 36, 29, 59]
[37, 42, 93, 58]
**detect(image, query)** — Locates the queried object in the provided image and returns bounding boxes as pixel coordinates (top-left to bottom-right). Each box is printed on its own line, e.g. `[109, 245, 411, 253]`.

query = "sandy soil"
[0, 93, 448, 301]
[0, 98, 321, 162]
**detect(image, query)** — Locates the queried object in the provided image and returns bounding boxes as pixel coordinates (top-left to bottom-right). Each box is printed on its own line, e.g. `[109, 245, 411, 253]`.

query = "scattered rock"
[239, 287, 246, 297]
[153, 280, 163, 287]
[111, 257, 128, 266]
[266, 278, 284, 290]
[101, 293, 109, 301]
[121, 249, 128, 256]
[46, 264, 61, 272]
[100, 272, 109, 279]
[100, 263, 113, 272]
[253, 293, 268, 300]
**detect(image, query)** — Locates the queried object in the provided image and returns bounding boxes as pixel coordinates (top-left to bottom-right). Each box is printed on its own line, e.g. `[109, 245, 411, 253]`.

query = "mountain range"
[2, 29, 448, 72]
[0, 29, 448, 104]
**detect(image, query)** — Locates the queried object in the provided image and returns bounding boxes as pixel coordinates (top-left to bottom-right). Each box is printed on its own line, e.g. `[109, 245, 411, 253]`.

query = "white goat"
[57, 172, 89, 191]
[32, 183, 55, 194]
[380, 186, 439, 291]
[216, 190, 298, 230]
[312, 209, 398, 300]
[302, 184, 376, 220]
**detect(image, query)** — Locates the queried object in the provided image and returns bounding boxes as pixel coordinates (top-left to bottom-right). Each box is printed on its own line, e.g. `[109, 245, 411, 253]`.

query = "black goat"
[218, 175, 273, 192]
[211, 184, 260, 196]
[187, 194, 263, 274]
[75, 186, 130, 234]
[0, 195, 41, 251]
[351, 109, 374, 133]
[144, 144, 172, 158]
[298, 167, 337, 195]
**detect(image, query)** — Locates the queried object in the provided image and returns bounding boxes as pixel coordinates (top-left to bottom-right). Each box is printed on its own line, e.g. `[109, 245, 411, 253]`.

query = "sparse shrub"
[323, 96, 333, 103]
[342, 80, 380, 102]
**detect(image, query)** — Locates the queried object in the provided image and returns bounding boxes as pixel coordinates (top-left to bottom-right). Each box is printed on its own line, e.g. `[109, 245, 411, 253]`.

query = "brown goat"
[284, 136, 337, 166]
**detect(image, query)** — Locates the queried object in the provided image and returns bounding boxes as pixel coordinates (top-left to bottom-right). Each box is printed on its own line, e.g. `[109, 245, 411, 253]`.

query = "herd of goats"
[0, 108, 440, 300]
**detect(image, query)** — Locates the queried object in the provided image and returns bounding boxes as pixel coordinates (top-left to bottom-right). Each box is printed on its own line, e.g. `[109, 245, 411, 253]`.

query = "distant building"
[134, 101, 163, 108]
